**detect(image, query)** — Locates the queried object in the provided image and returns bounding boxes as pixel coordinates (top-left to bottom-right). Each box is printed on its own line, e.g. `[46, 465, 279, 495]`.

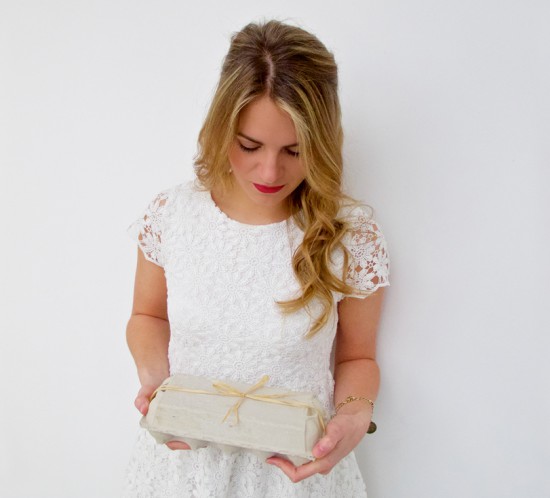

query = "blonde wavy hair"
[194, 20, 371, 337]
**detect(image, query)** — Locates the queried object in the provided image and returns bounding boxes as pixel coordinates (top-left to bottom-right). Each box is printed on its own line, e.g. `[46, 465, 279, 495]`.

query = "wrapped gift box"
[140, 373, 327, 466]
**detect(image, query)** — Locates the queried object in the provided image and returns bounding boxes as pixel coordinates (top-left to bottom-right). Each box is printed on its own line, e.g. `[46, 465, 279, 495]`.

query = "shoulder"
[146, 180, 201, 214]
[337, 203, 385, 245]
[126, 180, 195, 238]
[336, 201, 390, 297]
[148, 179, 217, 236]
[167, 179, 209, 205]
[126, 180, 200, 268]
[161, 179, 196, 201]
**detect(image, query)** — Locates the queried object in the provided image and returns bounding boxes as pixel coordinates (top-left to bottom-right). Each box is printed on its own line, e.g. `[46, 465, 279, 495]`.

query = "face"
[226, 95, 306, 218]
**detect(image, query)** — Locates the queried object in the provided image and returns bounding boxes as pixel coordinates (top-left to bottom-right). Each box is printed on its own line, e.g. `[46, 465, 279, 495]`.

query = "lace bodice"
[124, 181, 390, 497]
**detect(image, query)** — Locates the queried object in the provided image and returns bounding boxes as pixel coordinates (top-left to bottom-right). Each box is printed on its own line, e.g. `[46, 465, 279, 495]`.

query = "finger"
[312, 422, 343, 459]
[134, 395, 149, 415]
[312, 436, 336, 459]
[166, 441, 191, 451]
[134, 396, 150, 415]
[135, 385, 156, 415]
[266, 456, 331, 483]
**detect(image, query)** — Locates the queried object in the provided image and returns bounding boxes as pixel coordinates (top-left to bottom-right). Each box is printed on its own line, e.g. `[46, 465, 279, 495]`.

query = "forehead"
[238, 96, 297, 144]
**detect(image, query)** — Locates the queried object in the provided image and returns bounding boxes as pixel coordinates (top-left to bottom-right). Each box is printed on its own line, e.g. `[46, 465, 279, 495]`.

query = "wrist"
[335, 396, 374, 415]
[333, 396, 377, 434]
[138, 368, 169, 388]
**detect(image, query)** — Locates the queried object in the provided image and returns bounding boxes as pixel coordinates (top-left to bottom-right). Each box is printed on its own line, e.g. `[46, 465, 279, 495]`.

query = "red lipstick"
[253, 183, 285, 194]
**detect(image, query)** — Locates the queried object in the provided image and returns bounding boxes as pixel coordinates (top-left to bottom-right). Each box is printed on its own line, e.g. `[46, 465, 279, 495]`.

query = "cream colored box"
[140, 374, 327, 466]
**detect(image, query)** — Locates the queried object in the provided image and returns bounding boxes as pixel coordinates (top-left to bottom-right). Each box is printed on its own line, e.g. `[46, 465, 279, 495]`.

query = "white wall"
[1, 1, 548, 497]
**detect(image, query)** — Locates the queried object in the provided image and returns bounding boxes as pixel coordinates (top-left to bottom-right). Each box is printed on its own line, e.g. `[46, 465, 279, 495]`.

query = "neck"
[211, 185, 290, 225]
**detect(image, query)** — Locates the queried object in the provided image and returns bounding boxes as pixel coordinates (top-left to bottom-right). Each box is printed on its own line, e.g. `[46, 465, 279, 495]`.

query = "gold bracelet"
[335, 395, 374, 413]
[334, 396, 377, 434]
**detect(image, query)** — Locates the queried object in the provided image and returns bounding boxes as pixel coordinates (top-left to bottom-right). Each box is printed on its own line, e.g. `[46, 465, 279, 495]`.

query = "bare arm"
[127, 247, 191, 451]
[332, 287, 385, 419]
[267, 287, 386, 482]
[126, 247, 170, 414]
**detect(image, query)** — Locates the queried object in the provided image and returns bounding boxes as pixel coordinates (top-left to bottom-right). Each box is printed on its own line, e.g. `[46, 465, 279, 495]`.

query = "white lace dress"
[124, 181, 390, 498]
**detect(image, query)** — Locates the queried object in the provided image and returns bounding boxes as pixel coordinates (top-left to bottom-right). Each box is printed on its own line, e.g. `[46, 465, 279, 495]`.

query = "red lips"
[253, 183, 285, 194]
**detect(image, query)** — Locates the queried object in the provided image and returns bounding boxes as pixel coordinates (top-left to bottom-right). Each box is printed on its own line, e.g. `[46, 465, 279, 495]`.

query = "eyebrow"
[237, 132, 298, 148]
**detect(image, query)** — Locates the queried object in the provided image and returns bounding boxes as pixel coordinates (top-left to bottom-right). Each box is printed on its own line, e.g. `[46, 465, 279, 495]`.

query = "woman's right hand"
[134, 383, 157, 416]
[134, 383, 191, 451]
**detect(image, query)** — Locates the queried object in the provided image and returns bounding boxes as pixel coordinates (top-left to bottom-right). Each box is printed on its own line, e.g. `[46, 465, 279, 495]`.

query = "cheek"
[293, 162, 306, 183]
[228, 148, 253, 174]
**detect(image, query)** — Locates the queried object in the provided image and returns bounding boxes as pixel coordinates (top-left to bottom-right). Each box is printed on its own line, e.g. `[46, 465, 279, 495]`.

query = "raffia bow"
[150, 375, 326, 431]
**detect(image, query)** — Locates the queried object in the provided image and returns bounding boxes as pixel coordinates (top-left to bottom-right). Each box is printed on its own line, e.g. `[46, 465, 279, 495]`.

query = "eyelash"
[238, 144, 258, 153]
[238, 143, 299, 157]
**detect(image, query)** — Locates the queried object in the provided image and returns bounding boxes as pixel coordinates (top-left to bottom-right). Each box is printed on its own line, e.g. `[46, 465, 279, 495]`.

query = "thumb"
[312, 420, 342, 459]
[135, 385, 156, 415]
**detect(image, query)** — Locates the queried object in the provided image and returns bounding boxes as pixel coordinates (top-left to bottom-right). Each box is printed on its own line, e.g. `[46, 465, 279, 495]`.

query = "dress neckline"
[202, 188, 293, 231]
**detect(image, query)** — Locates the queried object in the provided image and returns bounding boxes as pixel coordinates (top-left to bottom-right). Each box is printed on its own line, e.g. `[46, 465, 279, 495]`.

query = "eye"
[238, 143, 259, 153]
[286, 149, 300, 158]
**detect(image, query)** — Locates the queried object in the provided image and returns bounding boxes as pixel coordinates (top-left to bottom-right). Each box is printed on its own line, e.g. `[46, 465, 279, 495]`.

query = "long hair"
[194, 20, 368, 337]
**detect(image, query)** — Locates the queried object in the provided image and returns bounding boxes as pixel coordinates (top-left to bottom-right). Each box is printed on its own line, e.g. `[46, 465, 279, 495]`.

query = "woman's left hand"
[266, 408, 371, 483]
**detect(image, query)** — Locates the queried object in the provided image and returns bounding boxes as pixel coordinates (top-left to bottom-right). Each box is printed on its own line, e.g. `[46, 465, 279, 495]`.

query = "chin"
[250, 193, 287, 205]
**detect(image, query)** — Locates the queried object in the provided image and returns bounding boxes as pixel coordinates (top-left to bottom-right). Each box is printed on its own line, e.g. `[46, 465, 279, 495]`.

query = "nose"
[257, 151, 282, 185]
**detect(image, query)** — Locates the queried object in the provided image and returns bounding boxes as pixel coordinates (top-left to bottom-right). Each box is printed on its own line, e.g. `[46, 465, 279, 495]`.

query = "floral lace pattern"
[126, 190, 170, 267]
[342, 208, 390, 298]
[125, 182, 390, 497]
[123, 429, 368, 497]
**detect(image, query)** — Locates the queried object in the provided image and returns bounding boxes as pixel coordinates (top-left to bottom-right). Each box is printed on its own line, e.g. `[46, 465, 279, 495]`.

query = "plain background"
[1, 1, 549, 497]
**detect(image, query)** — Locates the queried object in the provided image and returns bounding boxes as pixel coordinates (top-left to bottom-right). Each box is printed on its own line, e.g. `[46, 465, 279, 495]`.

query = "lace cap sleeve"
[126, 189, 171, 267]
[343, 206, 390, 298]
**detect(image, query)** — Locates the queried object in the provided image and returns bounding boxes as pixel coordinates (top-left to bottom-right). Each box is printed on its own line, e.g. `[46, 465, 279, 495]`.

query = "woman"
[124, 19, 390, 497]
